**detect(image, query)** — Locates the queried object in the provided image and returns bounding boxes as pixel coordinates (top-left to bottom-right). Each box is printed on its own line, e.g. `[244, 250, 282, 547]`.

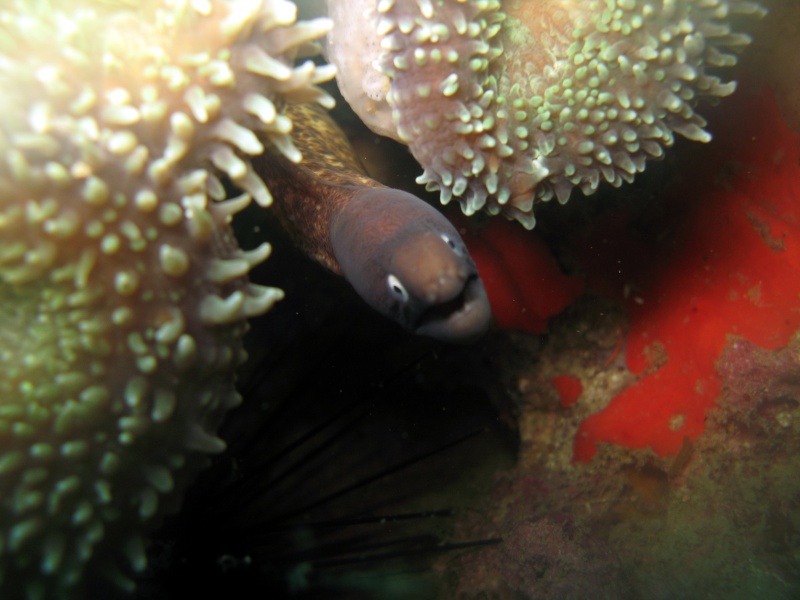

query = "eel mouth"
[414, 275, 492, 343]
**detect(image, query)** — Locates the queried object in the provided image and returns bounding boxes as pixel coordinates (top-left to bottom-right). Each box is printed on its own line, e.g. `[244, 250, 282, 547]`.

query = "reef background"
[145, 2, 800, 598]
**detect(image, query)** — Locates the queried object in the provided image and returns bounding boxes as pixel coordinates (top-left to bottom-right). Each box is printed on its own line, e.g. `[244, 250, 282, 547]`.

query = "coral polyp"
[326, 0, 764, 228]
[0, 0, 333, 597]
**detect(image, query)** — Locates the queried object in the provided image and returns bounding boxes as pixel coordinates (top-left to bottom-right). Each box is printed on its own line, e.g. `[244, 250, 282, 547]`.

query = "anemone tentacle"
[0, 1, 333, 597]
[335, 0, 765, 228]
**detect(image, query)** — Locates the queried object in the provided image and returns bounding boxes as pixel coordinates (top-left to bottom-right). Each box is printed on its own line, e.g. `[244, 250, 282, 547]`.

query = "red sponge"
[552, 375, 584, 409]
[458, 217, 584, 334]
[574, 87, 800, 461]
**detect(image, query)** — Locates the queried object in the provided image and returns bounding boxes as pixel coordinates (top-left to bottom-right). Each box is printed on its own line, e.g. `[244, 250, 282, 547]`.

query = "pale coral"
[0, 1, 333, 597]
[323, 0, 764, 228]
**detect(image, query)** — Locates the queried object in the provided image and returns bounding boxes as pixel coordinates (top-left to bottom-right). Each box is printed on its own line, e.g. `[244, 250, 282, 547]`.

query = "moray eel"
[257, 103, 492, 342]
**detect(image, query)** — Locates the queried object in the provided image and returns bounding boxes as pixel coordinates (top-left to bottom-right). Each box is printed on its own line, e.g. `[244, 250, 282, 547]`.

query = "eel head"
[331, 188, 491, 342]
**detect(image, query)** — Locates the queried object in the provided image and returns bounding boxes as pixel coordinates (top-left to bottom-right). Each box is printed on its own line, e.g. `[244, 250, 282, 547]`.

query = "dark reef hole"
[134, 199, 517, 599]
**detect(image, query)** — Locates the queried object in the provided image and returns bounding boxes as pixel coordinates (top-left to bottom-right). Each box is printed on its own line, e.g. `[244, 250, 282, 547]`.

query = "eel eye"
[387, 274, 410, 303]
[440, 233, 459, 252]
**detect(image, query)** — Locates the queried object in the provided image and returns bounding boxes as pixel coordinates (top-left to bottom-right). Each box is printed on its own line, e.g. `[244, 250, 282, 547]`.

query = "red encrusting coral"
[457, 217, 584, 334]
[450, 85, 800, 463]
[551, 374, 583, 408]
[573, 86, 800, 461]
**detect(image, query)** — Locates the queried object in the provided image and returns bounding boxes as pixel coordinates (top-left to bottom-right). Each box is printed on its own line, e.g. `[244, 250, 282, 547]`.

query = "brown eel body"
[254, 102, 491, 342]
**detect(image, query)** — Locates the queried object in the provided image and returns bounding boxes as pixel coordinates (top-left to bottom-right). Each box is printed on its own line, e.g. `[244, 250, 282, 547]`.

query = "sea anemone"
[325, 0, 765, 228]
[0, 0, 333, 597]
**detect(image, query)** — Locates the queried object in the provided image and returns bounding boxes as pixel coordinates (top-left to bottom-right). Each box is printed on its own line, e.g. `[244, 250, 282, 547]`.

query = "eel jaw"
[413, 272, 491, 343]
